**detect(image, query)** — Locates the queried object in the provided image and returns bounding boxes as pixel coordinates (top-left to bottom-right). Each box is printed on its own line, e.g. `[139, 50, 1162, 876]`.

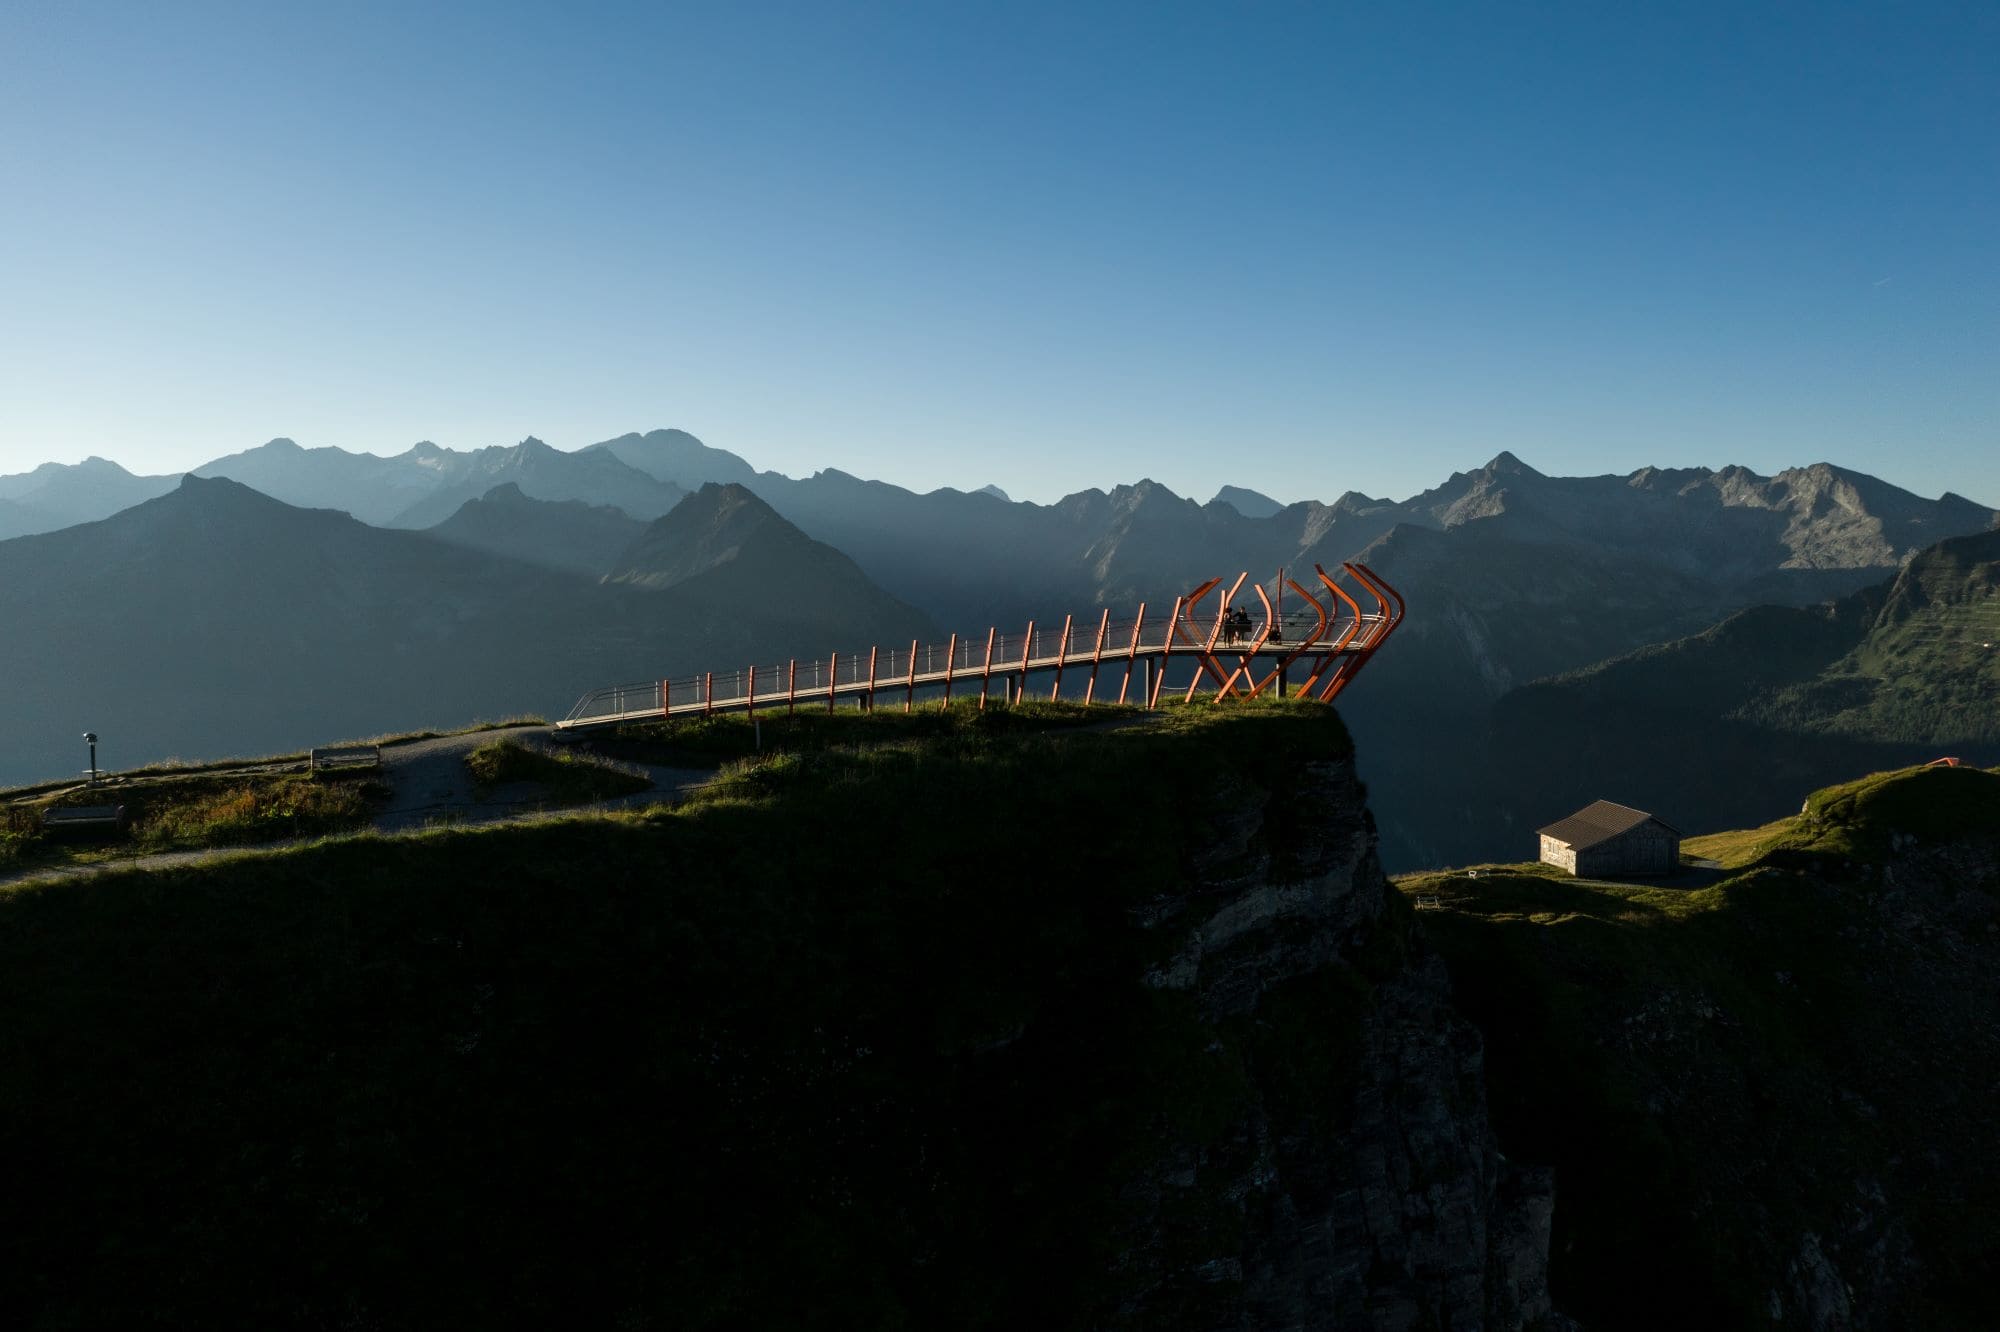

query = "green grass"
[1399, 763, 2000, 1328]
[0, 699, 1364, 1329]
[1680, 814, 1798, 868]
[0, 718, 549, 805]
[2, 771, 386, 868]
[595, 696, 1143, 767]
[464, 738, 652, 804]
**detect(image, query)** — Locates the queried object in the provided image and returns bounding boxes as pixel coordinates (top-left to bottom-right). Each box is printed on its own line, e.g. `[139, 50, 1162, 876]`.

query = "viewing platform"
[558, 563, 1404, 731]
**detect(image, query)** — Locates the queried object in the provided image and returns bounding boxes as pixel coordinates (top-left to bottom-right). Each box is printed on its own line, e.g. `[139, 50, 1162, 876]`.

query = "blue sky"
[1, 1, 1994, 505]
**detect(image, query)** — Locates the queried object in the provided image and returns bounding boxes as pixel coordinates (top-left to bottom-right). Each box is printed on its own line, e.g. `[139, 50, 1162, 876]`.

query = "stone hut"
[1537, 800, 1682, 878]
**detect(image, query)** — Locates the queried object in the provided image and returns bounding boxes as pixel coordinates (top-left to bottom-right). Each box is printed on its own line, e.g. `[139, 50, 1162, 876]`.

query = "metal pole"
[1050, 614, 1072, 700]
[1017, 619, 1035, 705]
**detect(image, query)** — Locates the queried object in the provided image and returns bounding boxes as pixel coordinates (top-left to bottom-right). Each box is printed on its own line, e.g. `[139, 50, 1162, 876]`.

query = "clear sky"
[2, 1, 1995, 506]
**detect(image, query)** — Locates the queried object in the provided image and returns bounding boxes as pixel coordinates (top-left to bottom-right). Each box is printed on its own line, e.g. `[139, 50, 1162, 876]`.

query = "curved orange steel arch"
[1244, 574, 1329, 699]
[1295, 565, 1365, 696]
[1319, 562, 1406, 701]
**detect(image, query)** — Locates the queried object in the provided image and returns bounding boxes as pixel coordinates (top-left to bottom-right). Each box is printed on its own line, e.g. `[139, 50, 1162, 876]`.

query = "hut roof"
[1538, 800, 1682, 851]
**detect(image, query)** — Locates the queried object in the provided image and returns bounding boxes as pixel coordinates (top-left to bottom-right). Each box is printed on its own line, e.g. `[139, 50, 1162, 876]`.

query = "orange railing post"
[905, 638, 918, 712]
[787, 659, 797, 716]
[1148, 596, 1183, 708]
[979, 626, 997, 710]
[827, 651, 839, 713]
[1082, 607, 1110, 704]
[1050, 614, 1073, 700]
[1016, 619, 1035, 705]
[942, 632, 958, 710]
[866, 646, 878, 713]
[1116, 602, 1147, 705]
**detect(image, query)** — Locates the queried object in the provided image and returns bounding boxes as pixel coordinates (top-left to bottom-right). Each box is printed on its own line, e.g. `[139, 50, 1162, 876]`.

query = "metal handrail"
[561, 610, 1388, 726]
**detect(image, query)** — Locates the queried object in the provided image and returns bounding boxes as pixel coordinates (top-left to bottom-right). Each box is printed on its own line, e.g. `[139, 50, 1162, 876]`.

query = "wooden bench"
[42, 804, 129, 837]
[310, 744, 381, 773]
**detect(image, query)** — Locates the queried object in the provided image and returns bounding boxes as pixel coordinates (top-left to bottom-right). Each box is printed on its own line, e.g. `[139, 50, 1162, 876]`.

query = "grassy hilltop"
[1400, 762, 2000, 1327]
[0, 700, 1416, 1330]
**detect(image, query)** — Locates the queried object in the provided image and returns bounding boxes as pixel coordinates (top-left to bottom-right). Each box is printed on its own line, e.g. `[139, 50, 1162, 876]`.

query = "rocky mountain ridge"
[0, 476, 927, 787]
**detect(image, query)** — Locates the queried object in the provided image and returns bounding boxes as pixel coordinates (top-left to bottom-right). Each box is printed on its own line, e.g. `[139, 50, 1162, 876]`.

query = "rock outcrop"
[1111, 753, 1562, 1329]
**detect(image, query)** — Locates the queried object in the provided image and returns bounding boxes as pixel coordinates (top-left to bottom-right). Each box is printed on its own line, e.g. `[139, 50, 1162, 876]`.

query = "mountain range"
[3, 428, 1994, 867]
[1473, 526, 2000, 849]
[0, 477, 926, 787]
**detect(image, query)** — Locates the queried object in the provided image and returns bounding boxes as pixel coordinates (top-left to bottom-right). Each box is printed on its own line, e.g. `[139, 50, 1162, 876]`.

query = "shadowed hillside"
[1401, 763, 2000, 1328]
[425, 483, 646, 576]
[1478, 528, 2000, 854]
[0, 703, 1557, 1330]
[0, 477, 927, 786]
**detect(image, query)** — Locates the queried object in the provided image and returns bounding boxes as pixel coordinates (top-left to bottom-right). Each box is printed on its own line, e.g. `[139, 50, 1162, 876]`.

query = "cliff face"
[0, 703, 1554, 1328]
[1403, 763, 2000, 1330]
[1111, 751, 1559, 1329]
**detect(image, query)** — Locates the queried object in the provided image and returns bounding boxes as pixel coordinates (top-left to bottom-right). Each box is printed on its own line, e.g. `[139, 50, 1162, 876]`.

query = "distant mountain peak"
[1481, 450, 1541, 477]
[609, 482, 844, 593]
[1212, 485, 1283, 519]
[976, 484, 1011, 502]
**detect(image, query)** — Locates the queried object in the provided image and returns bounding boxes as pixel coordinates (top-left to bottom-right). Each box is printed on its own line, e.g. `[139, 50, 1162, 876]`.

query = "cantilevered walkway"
[557, 563, 1404, 731]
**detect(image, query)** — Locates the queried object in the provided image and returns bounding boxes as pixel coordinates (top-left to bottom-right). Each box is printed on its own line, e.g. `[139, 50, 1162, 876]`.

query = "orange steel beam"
[1017, 619, 1035, 704]
[905, 638, 919, 712]
[1315, 563, 1392, 702]
[704, 671, 714, 716]
[747, 665, 756, 720]
[662, 678, 671, 718]
[978, 626, 997, 710]
[1215, 582, 1278, 700]
[1050, 613, 1073, 700]
[827, 651, 839, 713]
[1117, 602, 1147, 705]
[1185, 571, 1246, 702]
[942, 632, 958, 709]
[865, 645, 878, 713]
[1319, 562, 1406, 703]
[787, 659, 797, 716]
[1246, 576, 1329, 699]
[1147, 596, 1182, 708]
[1297, 566, 1365, 696]
[1083, 607, 1110, 704]
[1355, 561, 1406, 629]
[1166, 577, 1225, 704]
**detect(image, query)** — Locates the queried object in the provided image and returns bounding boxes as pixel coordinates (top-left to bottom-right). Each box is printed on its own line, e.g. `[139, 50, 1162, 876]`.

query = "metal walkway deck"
[557, 563, 1405, 731]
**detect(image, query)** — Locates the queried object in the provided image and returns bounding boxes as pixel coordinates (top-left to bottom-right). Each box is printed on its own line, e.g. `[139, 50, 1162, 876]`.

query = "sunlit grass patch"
[464, 738, 651, 804]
